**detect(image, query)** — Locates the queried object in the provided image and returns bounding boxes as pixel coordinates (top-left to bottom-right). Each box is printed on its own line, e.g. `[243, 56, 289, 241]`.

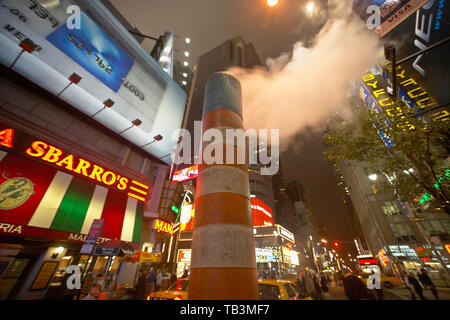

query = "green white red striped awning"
[0, 151, 142, 243]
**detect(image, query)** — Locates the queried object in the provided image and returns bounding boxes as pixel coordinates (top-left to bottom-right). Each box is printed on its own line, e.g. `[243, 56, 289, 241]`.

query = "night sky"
[111, 0, 359, 259]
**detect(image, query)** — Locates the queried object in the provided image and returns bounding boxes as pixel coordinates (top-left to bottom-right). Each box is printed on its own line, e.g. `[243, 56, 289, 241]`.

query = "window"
[237, 46, 243, 67]
[258, 284, 280, 300]
[381, 201, 401, 216]
[284, 284, 297, 300]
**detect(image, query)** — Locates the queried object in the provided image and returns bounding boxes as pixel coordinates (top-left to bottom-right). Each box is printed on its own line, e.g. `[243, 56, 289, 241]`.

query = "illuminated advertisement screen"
[0, 0, 187, 164]
[46, 11, 134, 92]
[382, 0, 450, 109]
[251, 197, 273, 227]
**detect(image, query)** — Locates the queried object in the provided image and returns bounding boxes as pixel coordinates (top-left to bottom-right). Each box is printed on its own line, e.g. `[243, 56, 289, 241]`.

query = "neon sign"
[378, 249, 389, 267]
[153, 219, 173, 235]
[172, 165, 198, 183]
[0, 124, 150, 203]
[0, 129, 14, 148]
[23, 140, 149, 202]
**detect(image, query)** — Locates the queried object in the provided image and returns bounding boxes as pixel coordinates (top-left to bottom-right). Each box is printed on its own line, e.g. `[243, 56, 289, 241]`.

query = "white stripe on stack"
[28, 171, 73, 228]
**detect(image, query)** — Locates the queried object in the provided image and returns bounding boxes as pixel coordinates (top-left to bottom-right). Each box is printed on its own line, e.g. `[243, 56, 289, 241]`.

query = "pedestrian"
[313, 273, 322, 300]
[182, 269, 189, 278]
[404, 272, 427, 300]
[304, 272, 315, 299]
[320, 274, 331, 300]
[367, 270, 383, 300]
[147, 267, 156, 295]
[418, 269, 439, 300]
[155, 269, 162, 291]
[342, 271, 374, 300]
[134, 269, 147, 300]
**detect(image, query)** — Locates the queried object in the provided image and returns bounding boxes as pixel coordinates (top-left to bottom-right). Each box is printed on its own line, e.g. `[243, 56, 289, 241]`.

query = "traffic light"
[333, 241, 341, 248]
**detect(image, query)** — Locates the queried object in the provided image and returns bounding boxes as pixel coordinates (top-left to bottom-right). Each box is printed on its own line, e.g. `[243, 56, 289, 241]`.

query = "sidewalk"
[384, 286, 450, 300]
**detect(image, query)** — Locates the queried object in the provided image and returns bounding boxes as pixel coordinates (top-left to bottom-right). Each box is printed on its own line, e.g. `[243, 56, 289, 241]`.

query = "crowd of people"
[133, 266, 180, 300]
[129, 265, 440, 300]
[336, 268, 440, 300]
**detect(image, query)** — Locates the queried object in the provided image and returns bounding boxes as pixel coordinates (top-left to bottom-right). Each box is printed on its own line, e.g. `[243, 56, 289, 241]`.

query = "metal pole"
[188, 72, 259, 299]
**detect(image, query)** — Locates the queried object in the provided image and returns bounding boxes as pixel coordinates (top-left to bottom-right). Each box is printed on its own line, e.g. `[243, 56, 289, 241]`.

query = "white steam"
[229, 2, 382, 150]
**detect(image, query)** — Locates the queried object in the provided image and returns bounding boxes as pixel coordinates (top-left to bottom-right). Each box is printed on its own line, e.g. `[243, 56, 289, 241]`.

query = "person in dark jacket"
[418, 269, 439, 300]
[147, 267, 156, 295]
[320, 274, 330, 299]
[313, 274, 322, 300]
[342, 272, 374, 300]
[405, 272, 427, 300]
[134, 270, 147, 300]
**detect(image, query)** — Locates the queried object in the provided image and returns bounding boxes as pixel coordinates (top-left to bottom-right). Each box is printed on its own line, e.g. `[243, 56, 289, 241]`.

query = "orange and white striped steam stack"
[188, 72, 259, 299]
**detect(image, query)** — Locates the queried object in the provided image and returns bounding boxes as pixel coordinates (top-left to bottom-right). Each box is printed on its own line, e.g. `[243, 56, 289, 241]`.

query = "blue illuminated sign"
[46, 12, 134, 92]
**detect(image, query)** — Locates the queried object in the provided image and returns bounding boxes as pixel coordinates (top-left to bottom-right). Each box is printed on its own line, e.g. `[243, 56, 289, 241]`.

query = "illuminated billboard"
[0, 0, 187, 164]
[172, 165, 199, 183]
[382, 0, 450, 109]
[251, 197, 274, 227]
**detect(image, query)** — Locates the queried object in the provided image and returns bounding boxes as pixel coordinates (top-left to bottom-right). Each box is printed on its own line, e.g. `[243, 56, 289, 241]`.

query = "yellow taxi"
[358, 273, 403, 288]
[148, 278, 312, 300]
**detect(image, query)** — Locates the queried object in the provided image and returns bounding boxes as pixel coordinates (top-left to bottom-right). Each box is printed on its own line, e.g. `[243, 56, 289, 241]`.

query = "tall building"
[181, 35, 276, 216]
[0, 0, 187, 299]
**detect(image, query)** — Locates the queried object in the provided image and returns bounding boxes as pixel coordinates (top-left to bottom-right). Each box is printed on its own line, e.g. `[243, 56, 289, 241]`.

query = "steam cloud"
[229, 1, 382, 150]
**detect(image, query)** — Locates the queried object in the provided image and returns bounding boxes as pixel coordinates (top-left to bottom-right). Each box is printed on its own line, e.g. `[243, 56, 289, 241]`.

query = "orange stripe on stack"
[188, 72, 259, 300]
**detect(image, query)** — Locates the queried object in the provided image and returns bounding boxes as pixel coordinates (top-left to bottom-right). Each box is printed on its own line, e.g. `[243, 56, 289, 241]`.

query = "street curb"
[384, 288, 408, 300]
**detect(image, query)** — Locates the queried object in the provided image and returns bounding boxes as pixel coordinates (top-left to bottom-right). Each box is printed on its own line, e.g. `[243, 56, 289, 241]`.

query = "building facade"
[0, 0, 187, 299]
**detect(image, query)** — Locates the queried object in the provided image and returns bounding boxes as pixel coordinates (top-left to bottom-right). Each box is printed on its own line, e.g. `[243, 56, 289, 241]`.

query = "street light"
[184, 51, 190, 57]
[267, 0, 278, 7]
[185, 37, 191, 44]
[184, 61, 189, 67]
[306, 2, 315, 14]
[368, 174, 377, 181]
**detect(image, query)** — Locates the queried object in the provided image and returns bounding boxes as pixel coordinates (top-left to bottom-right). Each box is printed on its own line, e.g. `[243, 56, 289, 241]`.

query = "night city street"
[0, 0, 449, 314]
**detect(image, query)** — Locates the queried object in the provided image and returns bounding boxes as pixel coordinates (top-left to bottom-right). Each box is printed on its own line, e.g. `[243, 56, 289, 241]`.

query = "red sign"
[0, 124, 149, 202]
[358, 259, 378, 265]
[153, 219, 173, 235]
[251, 198, 273, 227]
[0, 129, 13, 148]
[445, 244, 450, 255]
[172, 165, 198, 183]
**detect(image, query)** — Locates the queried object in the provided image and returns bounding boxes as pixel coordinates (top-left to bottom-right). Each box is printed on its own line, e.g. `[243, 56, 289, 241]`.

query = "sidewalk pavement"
[384, 286, 450, 300]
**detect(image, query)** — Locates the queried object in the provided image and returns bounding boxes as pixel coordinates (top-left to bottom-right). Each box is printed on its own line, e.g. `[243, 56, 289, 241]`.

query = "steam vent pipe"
[188, 72, 259, 299]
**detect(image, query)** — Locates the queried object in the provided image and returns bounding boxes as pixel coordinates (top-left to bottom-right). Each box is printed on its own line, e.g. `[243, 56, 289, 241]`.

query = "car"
[358, 273, 403, 288]
[147, 278, 313, 300]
